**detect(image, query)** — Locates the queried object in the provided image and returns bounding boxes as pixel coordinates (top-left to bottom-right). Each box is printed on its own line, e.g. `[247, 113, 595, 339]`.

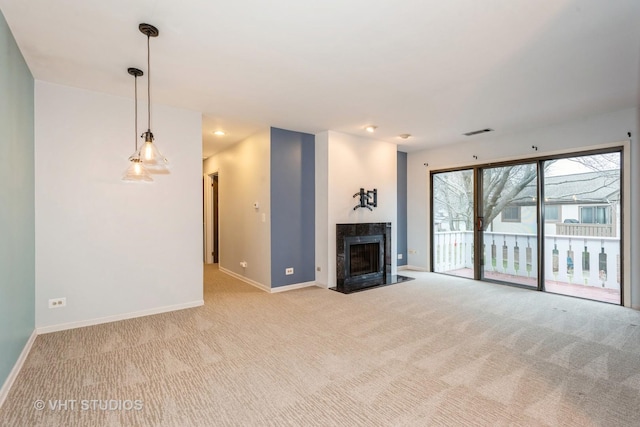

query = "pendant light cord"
[147, 34, 151, 133]
[134, 74, 139, 152]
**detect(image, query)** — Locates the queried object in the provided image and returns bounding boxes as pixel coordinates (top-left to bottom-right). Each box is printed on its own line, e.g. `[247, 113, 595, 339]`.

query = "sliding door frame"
[429, 146, 625, 305]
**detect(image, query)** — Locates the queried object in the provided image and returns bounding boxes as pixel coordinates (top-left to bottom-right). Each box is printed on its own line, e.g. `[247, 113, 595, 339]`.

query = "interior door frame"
[204, 172, 219, 264]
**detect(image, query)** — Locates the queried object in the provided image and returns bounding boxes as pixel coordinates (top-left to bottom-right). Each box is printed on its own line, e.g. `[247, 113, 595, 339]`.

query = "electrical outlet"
[408, 249, 418, 255]
[285, 267, 294, 275]
[397, 254, 403, 260]
[317, 266, 321, 272]
[48, 297, 66, 309]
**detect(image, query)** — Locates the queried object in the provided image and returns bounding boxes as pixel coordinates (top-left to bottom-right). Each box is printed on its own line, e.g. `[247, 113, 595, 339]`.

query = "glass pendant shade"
[139, 131, 169, 171]
[122, 157, 153, 182]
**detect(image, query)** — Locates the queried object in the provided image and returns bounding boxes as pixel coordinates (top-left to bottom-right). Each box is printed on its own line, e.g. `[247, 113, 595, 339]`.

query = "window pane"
[545, 205, 560, 221]
[502, 206, 521, 222]
[432, 169, 474, 279]
[597, 206, 608, 224]
[482, 163, 537, 288]
[543, 152, 620, 304]
[581, 207, 594, 223]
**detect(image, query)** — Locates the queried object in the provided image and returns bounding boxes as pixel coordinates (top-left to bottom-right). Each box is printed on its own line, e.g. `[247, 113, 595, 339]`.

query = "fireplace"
[344, 234, 384, 287]
[336, 222, 391, 293]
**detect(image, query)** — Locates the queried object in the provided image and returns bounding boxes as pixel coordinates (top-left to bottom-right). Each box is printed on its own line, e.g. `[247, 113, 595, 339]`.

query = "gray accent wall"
[397, 152, 408, 266]
[0, 10, 35, 388]
[270, 127, 315, 287]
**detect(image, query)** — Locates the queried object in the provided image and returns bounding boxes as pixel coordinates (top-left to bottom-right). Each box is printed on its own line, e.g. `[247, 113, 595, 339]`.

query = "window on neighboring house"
[545, 205, 560, 222]
[501, 206, 521, 222]
[580, 205, 610, 224]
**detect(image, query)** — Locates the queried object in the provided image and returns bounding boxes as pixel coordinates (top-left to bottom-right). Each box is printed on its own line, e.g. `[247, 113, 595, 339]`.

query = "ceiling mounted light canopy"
[463, 128, 494, 136]
[398, 133, 411, 139]
[213, 130, 226, 136]
[365, 125, 377, 133]
[137, 23, 168, 171]
[123, 67, 152, 182]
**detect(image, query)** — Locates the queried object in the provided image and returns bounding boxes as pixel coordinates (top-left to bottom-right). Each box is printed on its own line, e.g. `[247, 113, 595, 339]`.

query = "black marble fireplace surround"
[335, 222, 412, 293]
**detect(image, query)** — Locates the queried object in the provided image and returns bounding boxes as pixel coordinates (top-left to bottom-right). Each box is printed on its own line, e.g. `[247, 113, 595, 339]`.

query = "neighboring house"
[490, 170, 620, 237]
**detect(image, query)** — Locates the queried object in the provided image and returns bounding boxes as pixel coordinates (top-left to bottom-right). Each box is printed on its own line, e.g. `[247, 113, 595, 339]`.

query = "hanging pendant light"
[123, 67, 153, 182]
[138, 23, 169, 171]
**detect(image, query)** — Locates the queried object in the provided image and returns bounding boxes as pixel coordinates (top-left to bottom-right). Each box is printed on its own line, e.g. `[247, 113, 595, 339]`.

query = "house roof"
[511, 169, 620, 206]
[1, 1, 639, 158]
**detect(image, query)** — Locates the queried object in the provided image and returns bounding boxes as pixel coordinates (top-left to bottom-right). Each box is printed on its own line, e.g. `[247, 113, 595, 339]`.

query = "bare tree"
[565, 152, 620, 172]
[481, 163, 539, 228]
[433, 162, 554, 231]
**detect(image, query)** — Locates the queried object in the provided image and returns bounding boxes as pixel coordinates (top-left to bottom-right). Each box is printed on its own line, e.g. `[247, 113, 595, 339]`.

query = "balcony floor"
[443, 268, 620, 304]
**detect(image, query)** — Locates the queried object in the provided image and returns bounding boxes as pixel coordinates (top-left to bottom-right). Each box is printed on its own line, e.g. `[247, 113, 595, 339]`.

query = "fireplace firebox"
[345, 235, 384, 286]
[336, 222, 392, 293]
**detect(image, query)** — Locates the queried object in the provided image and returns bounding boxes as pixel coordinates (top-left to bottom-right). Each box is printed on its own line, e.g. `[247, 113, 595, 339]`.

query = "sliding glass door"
[542, 153, 621, 304]
[480, 163, 538, 288]
[432, 169, 474, 278]
[430, 149, 623, 305]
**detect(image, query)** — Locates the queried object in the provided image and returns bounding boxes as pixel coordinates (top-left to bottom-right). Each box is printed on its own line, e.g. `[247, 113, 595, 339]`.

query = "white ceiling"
[1, 0, 639, 158]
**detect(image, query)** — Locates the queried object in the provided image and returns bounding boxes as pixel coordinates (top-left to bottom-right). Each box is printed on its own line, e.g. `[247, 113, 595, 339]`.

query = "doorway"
[204, 173, 219, 264]
[212, 174, 219, 263]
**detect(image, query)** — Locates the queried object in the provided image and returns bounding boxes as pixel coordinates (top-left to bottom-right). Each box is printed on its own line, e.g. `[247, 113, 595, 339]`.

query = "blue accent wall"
[397, 152, 408, 266]
[270, 127, 315, 287]
[0, 10, 35, 388]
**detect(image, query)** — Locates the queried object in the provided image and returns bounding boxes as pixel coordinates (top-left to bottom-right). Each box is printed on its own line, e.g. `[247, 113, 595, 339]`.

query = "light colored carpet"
[1, 265, 640, 426]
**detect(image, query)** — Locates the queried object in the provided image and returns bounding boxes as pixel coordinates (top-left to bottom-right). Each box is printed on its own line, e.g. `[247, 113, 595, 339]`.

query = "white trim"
[0, 329, 37, 409]
[270, 281, 318, 293]
[402, 265, 429, 272]
[218, 268, 319, 293]
[398, 265, 410, 271]
[36, 300, 204, 335]
[220, 267, 270, 292]
[622, 140, 631, 308]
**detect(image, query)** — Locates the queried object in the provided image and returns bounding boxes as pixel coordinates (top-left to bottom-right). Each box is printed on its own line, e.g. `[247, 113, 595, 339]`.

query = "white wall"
[407, 107, 638, 307]
[316, 131, 397, 288]
[203, 129, 271, 287]
[35, 81, 203, 330]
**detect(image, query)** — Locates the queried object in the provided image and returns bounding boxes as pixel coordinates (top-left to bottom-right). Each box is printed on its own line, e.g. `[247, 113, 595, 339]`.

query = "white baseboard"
[0, 329, 37, 409]
[219, 267, 270, 292]
[398, 265, 409, 271]
[270, 281, 318, 293]
[36, 300, 204, 335]
[402, 265, 429, 272]
[219, 268, 319, 293]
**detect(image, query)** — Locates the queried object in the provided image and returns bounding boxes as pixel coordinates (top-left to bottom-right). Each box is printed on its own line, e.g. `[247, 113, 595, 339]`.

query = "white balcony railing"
[433, 231, 620, 290]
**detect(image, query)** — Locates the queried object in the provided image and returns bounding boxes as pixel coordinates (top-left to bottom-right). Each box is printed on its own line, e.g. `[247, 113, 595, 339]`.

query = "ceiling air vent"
[463, 128, 494, 136]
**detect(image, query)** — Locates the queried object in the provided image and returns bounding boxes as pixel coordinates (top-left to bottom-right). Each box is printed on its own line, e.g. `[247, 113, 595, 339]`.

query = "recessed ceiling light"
[365, 125, 377, 133]
[398, 134, 411, 139]
[213, 130, 225, 136]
